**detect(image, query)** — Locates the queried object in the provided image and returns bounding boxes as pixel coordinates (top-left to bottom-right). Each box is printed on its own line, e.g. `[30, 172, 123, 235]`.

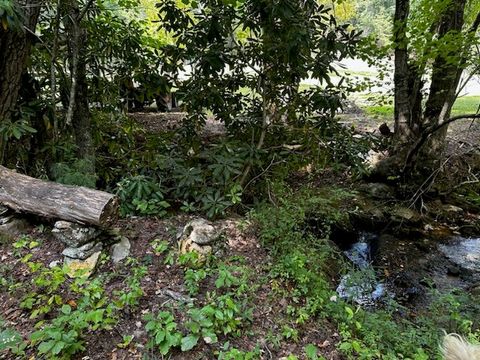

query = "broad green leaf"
[181, 335, 199, 351]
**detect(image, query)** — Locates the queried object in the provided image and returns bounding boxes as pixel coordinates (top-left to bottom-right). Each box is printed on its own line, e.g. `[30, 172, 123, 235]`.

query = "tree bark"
[423, 0, 467, 131]
[61, 0, 95, 163]
[377, 0, 472, 180]
[0, 0, 43, 163]
[0, 166, 118, 226]
[392, 0, 412, 147]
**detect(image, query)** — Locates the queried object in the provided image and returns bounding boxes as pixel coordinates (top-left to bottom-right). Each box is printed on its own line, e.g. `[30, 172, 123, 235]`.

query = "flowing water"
[336, 232, 388, 306]
[439, 237, 480, 276]
[336, 231, 480, 306]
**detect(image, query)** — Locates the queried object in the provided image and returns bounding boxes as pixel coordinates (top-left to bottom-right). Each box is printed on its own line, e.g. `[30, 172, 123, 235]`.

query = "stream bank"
[329, 185, 480, 309]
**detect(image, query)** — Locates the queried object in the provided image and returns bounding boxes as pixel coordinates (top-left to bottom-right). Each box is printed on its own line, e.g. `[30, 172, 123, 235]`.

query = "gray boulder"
[0, 217, 29, 239]
[360, 182, 395, 200]
[62, 241, 103, 260]
[177, 218, 220, 245]
[52, 221, 101, 247]
[111, 236, 131, 263]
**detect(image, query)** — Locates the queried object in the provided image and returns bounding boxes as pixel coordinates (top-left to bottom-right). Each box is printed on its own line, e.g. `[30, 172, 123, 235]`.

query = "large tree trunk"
[371, 0, 414, 179]
[0, 0, 42, 163]
[72, 53, 94, 161]
[392, 0, 412, 147]
[0, 166, 118, 226]
[61, 0, 95, 163]
[375, 0, 471, 181]
[421, 0, 467, 160]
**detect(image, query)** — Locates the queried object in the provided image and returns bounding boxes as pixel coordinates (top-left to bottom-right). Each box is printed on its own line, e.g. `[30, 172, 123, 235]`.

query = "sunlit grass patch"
[452, 96, 480, 116]
[360, 95, 479, 121]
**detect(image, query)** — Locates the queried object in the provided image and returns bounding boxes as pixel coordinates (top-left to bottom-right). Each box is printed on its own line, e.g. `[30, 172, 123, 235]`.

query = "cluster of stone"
[52, 221, 130, 277]
[0, 205, 28, 239]
[177, 218, 220, 259]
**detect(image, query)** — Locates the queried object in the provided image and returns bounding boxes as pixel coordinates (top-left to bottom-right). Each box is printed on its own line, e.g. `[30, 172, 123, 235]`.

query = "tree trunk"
[0, 166, 118, 227]
[392, 0, 412, 147]
[61, 0, 95, 163]
[421, 0, 467, 161]
[0, 0, 42, 163]
[375, 0, 471, 181]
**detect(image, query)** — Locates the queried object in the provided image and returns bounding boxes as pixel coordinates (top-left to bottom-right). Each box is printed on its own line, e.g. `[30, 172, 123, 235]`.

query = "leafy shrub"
[217, 346, 261, 360]
[51, 159, 97, 188]
[30, 304, 106, 358]
[144, 311, 183, 355]
[116, 175, 170, 217]
[0, 320, 25, 356]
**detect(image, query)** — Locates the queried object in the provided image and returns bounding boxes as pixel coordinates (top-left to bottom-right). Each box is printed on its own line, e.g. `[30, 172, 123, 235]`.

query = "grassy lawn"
[361, 95, 480, 121]
[452, 95, 480, 115]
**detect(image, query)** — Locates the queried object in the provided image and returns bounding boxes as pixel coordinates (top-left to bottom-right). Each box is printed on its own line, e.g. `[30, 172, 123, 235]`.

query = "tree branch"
[469, 10, 480, 33]
[78, 0, 94, 21]
[403, 113, 480, 172]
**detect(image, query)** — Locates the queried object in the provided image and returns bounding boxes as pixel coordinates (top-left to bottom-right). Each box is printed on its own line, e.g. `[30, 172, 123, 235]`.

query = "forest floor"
[0, 214, 345, 360]
[1, 106, 480, 359]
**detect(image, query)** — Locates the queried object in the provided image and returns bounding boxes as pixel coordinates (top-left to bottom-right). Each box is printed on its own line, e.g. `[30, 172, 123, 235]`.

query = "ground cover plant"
[1, 183, 480, 359]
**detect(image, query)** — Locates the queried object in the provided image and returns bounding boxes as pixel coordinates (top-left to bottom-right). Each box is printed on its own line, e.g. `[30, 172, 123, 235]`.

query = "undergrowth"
[2, 183, 479, 359]
[252, 183, 480, 359]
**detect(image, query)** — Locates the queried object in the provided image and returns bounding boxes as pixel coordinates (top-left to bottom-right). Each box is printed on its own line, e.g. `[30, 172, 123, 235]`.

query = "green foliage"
[178, 250, 203, 268]
[183, 307, 219, 350]
[215, 265, 241, 289]
[0, 319, 26, 356]
[174, 292, 250, 354]
[155, 0, 363, 191]
[184, 268, 207, 295]
[281, 325, 299, 341]
[20, 262, 67, 319]
[159, 0, 359, 134]
[352, 0, 394, 44]
[407, 0, 479, 70]
[143, 273, 251, 356]
[150, 238, 170, 255]
[160, 140, 247, 218]
[305, 343, 325, 360]
[117, 335, 134, 349]
[51, 159, 97, 188]
[217, 344, 261, 360]
[98, 112, 370, 220]
[30, 304, 106, 358]
[253, 183, 480, 359]
[0, 119, 37, 142]
[116, 175, 170, 217]
[29, 275, 119, 359]
[112, 264, 146, 309]
[0, 0, 22, 30]
[12, 251, 147, 359]
[144, 311, 183, 355]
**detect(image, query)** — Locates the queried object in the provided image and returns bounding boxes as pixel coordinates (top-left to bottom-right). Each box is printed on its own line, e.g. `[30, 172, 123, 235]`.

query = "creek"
[335, 231, 480, 307]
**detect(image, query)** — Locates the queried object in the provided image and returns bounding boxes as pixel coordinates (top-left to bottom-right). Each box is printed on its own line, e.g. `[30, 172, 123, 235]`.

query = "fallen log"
[0, 166, 118, 227]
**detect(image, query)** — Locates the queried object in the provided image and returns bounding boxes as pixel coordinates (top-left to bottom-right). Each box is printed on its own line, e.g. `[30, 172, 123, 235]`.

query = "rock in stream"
[439, 237, 480, 280]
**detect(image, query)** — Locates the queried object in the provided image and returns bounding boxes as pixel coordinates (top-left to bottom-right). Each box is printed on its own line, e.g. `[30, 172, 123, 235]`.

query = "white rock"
[111, 237, 131, 263]
[178, 218, 219, 245]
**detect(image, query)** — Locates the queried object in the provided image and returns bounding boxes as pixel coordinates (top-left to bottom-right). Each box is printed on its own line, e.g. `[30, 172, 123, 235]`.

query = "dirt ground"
[0, 215, 345, 360]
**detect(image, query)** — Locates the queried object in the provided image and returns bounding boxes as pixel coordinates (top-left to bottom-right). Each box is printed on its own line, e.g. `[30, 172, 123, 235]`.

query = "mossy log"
[0, 166, 118, 227]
